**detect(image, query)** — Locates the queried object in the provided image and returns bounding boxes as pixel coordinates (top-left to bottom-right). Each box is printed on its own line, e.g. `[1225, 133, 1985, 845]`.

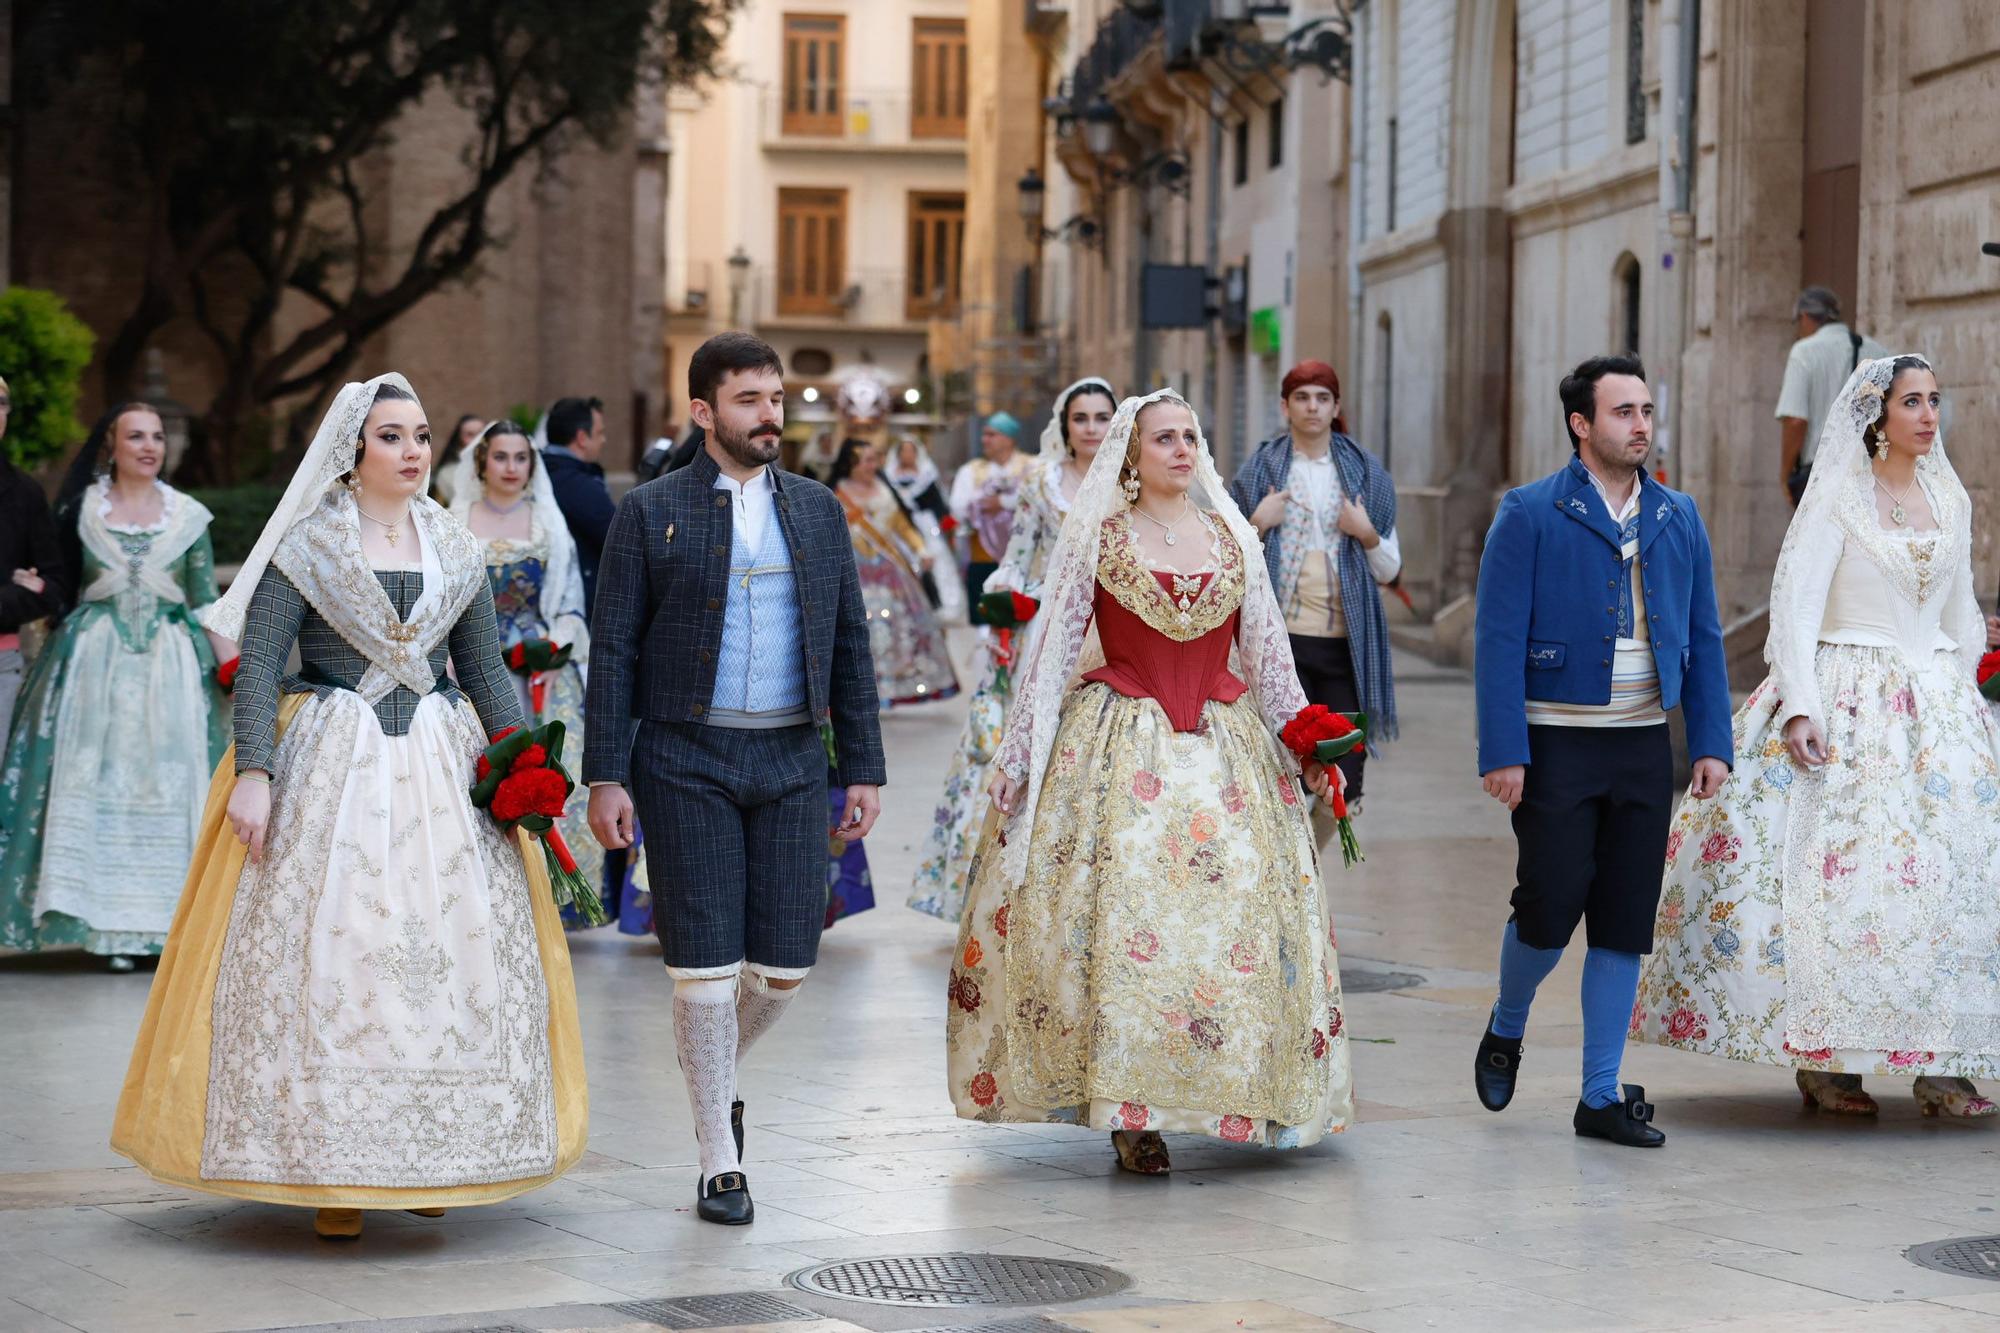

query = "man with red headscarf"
[1229, 361, 1400, 805]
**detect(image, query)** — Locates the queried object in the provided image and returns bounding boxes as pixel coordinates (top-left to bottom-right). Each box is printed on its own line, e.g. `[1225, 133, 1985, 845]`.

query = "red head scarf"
[1281, 360, 1347, 434]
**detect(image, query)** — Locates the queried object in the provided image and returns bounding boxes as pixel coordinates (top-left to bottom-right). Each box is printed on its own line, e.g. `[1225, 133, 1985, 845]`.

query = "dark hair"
[55, 401, 162, 514]
[546, 396, 603, 449]
[436, 413, 484, 472]
[1057, 379, 1117, 451]
[473, 419, 536, 483]
[828, 437, 877, 487]
[1559, 354, 1647, 450]
[689, 332, 784, 407]
[1866, 355, 1935, 452]
[343, 381, 422, 480]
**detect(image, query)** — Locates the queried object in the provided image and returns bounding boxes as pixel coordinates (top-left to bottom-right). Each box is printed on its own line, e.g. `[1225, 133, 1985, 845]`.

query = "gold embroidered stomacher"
[1095, 510, 1246, 642]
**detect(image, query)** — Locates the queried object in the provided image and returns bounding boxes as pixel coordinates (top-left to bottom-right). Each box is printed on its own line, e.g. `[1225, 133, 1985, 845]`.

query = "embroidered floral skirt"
[908, 649, 1008, 922]
[1634, 644, 2000, 1078]
[851, 528, 959, 707]
[948, 683, 1353, 1145]
[112, 692, 588, 1207]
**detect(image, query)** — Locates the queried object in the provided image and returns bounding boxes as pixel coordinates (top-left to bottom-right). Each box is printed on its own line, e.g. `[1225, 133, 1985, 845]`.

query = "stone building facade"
[1010, 0, 2000, 655]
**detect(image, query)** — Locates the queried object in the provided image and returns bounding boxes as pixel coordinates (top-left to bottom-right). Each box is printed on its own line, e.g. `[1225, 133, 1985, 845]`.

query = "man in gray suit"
[586, 332, 884, 1226]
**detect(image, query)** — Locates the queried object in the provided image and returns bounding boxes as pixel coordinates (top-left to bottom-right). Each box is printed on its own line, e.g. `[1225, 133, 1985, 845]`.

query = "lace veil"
[201, 372, 424, 642]
[1037, 376, 1116, 458]
[993, 388, 1309, 882]
[1764, 353, 1970, 720]
[447, 422, 590, 662]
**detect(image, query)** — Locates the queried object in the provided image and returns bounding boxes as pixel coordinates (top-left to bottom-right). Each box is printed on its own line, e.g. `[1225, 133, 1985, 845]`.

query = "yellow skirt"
[110, 695, 589, 1209]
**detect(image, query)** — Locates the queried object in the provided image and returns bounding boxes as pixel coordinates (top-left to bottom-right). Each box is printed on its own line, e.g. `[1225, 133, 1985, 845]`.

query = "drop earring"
[1121, 469, 1141, 504]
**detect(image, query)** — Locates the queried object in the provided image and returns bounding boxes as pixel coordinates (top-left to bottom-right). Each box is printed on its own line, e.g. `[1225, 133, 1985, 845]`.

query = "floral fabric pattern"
[1636, 636, 2000, 1076]
[947, 678, 1353, 1144]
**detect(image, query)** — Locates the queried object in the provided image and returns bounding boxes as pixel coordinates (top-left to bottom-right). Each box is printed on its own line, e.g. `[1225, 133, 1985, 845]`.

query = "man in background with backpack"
[1777, 285, 1885, 505]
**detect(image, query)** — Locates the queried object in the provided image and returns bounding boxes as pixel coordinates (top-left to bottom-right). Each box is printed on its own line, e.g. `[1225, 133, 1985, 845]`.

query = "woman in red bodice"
[945, 389, 1356, 1174]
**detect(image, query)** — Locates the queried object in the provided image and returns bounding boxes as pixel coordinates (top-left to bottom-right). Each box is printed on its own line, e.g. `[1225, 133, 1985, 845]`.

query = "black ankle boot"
[732, 1099, 745, 1162]
[697, 1170, 754, 1224]
[1474, 1022, 1524, 1112]
[1573, 1084, 1665, 1147]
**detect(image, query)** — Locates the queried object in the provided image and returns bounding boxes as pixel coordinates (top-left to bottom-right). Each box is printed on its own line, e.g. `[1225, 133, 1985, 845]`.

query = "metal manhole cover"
[609, 1292, 822, 1327]
[904, 1320, 1076, 1333]
[1908, 1236, 2000, 1280]
[1340, 967, 1424, 993]
[788, 1253, 1129, 1307]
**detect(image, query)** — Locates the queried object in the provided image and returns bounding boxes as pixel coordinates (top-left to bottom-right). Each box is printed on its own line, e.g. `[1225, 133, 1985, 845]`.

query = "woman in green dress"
[0, 403, 230, 969]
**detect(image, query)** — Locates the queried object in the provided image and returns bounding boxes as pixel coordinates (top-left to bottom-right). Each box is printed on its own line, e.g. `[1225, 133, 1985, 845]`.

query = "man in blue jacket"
[1472, 354, 1733, 1148]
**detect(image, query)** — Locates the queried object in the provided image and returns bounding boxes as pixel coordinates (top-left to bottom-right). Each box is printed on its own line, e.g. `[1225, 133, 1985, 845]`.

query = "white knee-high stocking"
[736, 970, 804, 1064]
[673, 977, 740, 1180]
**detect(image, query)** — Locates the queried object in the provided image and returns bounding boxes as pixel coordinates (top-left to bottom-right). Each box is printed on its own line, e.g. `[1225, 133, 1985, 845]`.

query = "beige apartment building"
[663, 0, 970, 451]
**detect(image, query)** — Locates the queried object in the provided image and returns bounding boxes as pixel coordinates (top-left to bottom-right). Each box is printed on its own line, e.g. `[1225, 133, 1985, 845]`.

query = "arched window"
[1614, 253, 1642, 357]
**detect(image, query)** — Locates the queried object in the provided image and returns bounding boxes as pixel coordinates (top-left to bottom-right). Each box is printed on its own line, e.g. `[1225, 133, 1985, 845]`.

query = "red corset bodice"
[1082, 571, 1245, 731]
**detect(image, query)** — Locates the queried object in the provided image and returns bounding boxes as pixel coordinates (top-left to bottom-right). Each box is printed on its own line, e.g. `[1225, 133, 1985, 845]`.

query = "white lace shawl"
[992, 388, 1309, 883]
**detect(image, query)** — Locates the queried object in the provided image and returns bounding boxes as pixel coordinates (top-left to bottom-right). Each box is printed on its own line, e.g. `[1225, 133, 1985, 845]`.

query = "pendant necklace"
[357, 503, 408, 547]
[1132, 495, 1193, 546]
[1874, 473, 1918, 528]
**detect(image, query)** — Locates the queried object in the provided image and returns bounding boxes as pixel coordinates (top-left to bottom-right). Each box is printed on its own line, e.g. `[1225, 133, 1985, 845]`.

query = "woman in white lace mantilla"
[1634, 356, 2000, 1120]
[908, 376, 1115, 923]
[449, 418, 607, 908]
[946, 389, 1354, 1174]
[112, 375, 588, 1238]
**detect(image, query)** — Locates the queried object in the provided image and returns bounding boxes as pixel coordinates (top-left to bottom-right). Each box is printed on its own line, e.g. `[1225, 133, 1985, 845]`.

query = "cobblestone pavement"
[5, 644, 2000, 1332]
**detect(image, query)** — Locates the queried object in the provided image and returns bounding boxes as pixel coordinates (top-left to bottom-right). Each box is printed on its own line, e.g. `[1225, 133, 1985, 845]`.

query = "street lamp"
[1081, 98, 1120, 157]
[726, 246, 752, 324]
[1017, 167, 1048, 242]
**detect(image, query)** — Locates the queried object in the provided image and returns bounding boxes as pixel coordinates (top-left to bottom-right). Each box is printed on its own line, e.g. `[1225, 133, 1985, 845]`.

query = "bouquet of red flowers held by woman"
[470, 721, 608, 924]
[1978, 650, 2000, 701]
[975, 591, 1040, 691]
[505, 638, 573, 716]
[1278, 704, 1366, 867]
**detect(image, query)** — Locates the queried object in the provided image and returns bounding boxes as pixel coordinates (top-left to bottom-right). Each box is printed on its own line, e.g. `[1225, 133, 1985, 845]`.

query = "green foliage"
[508, 403, 543, 433]
[185, 484, 287, 566]
[0, 287, 95, 468]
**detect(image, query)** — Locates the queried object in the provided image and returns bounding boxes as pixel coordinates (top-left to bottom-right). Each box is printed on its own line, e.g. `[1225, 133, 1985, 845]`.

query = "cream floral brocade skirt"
[947, 683, 1354, 1146]
[1635, 643, 2000, 1078]
[111, 692, 588, 1208]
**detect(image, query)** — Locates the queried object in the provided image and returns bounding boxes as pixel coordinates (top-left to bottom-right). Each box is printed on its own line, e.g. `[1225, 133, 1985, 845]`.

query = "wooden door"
[779, 187, 847, 316]
[783, 13, 845, 136]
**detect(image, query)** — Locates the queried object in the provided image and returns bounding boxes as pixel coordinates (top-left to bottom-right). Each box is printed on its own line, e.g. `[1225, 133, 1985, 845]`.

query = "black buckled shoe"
[1573, 1084, 1665, 1148]
[697, 1170, 754, 1225]
[1475, 1021, 1524, 1112]
[732, 1099, 745, 1162]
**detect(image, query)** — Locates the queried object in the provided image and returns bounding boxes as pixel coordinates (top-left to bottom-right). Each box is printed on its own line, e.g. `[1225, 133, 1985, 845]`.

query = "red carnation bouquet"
[215, 656, 241, 693]
[505, 638, 573, 715]
[975, 591, 1040, 691]
[470, 721, 607, 925]
[939, 514, 959, 536]
[1278, 704, 1366, 867]
[1979, 650, 2000, 701]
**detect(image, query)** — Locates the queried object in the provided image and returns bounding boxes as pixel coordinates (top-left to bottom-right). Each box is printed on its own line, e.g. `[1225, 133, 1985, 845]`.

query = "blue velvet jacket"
[1473, 456, 1734, 775]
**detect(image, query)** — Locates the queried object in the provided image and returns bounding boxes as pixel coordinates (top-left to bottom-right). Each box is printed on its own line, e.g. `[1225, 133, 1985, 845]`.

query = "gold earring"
[1121, 469, 1141, 503]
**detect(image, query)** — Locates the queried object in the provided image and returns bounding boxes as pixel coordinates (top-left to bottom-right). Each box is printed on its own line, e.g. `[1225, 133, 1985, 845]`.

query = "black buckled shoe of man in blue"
[1573, 1083, 1665, 1148]
[1474, 1019, 1524, 1112]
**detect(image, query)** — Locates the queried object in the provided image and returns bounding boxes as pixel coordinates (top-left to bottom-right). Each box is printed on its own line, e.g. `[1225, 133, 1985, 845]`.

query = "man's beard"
[714, 419, 782, 469]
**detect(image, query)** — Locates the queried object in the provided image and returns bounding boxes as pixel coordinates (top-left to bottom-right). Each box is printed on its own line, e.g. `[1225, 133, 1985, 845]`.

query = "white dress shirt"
[715, 467, 774, 549]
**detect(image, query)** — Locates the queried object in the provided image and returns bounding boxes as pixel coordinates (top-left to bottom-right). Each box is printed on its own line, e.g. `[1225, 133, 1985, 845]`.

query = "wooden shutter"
[778, 188, 847, 316]
[906, 192, 965, 320]
[783, 13, 845, 136]
[910, 18, 968, 139]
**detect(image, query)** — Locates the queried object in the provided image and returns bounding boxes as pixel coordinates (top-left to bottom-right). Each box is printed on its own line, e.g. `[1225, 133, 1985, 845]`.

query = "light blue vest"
[710, 499, 807, 718]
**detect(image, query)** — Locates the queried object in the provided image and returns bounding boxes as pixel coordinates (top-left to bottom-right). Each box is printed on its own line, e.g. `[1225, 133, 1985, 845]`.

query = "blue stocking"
[1492, 919, 1564, 1040]
[1580, 947, 1643, 1108]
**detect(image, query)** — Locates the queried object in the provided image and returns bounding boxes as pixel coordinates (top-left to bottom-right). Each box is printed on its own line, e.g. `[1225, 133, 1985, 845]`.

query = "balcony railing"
[737, 264, 956, 329]
[758, 88, 966, 150]
[665, 260, 718, 317]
